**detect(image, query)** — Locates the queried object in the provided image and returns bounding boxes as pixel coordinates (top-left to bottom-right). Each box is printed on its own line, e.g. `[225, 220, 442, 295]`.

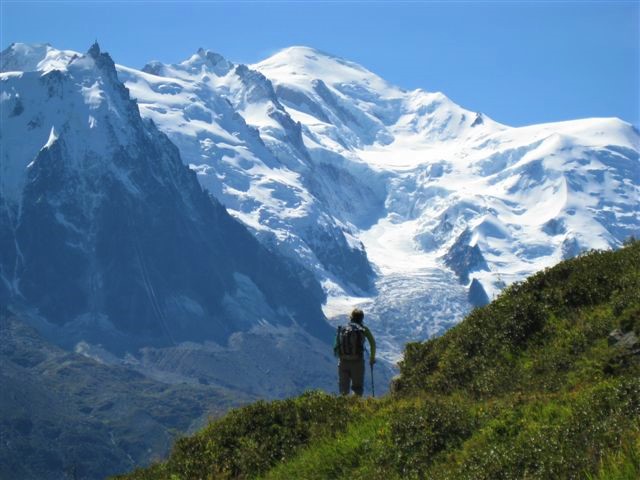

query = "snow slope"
[117, 49, 379, 295]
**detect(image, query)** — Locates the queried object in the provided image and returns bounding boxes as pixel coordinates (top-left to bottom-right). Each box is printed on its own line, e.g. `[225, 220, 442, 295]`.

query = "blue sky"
[2, 1, 638, 127]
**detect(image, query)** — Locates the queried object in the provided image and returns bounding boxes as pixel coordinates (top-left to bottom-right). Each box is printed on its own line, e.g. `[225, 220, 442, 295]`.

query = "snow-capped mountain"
[2, 42, 638, 364]
[1, 41, 637, 478]
[116, 45, 639, 360]
[113, 47, 498, 359]
[0, 43, 338, 369]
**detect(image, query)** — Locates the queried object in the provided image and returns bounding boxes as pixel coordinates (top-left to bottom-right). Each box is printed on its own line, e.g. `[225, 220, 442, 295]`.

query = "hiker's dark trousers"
[338, 357, 365, 396]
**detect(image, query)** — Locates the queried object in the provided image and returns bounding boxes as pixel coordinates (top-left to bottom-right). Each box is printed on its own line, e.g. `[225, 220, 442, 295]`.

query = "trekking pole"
[370, 362, 375, 398]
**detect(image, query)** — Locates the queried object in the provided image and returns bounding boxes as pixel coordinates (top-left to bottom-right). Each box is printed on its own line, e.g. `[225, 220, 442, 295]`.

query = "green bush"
[116, 391, 364, 480]
[433, 378, 640, 480]
[385, 396, 474, 478]
[587, 434, 640, 480]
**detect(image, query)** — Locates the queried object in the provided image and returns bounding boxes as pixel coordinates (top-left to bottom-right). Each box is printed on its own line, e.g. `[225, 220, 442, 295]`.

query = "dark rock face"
[444, 229, 489, 284]
[235, 64, 281, 106]
[306, 223, 376, 294]
[0, 200, 20, 309]
[608, 329, 639, 353]
[16, 138, 91, 326]
[468, 278, 490, 307]
[561, 236, 584, 260]
[471, 112, 484, 127]
[542, 218, 567, 236]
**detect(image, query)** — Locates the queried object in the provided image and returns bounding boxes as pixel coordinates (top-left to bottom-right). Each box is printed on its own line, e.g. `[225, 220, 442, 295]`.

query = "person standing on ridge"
[334, 308, 376, 396]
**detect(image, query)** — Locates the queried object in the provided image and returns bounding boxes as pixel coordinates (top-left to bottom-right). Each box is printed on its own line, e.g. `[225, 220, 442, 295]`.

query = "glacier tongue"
[325, 267, 468, 363]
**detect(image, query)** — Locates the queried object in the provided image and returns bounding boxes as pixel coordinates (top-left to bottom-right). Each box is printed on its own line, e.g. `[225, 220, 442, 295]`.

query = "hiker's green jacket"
[333, 323, 376, 363]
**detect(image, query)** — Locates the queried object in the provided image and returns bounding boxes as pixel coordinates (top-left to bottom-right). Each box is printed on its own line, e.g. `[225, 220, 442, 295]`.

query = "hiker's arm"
[333, 332, 340, 357]
[364, 326, 376, 363]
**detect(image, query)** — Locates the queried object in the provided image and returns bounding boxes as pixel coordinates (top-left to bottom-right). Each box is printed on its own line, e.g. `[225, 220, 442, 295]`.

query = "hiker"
[334, 308, 376, 396]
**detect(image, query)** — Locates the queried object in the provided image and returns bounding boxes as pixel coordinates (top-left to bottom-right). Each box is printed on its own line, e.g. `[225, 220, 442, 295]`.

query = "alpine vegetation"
[116, 241, 640, 480]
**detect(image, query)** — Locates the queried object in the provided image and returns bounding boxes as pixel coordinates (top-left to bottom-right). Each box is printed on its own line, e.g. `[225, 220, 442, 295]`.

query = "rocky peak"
[87, 41, 101, 59]
[234, 64, 281, 106]
[85, 42, 118, 79]
[196, 48, 232, 69]
[176, 48, 234, 77]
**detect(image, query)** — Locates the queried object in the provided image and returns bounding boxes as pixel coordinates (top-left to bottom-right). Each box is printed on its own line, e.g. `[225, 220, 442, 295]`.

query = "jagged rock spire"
[88, 41, 101, 59]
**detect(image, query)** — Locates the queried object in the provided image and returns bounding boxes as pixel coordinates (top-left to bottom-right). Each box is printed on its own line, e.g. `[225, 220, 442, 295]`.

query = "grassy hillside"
[115, 241, 640, 480]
